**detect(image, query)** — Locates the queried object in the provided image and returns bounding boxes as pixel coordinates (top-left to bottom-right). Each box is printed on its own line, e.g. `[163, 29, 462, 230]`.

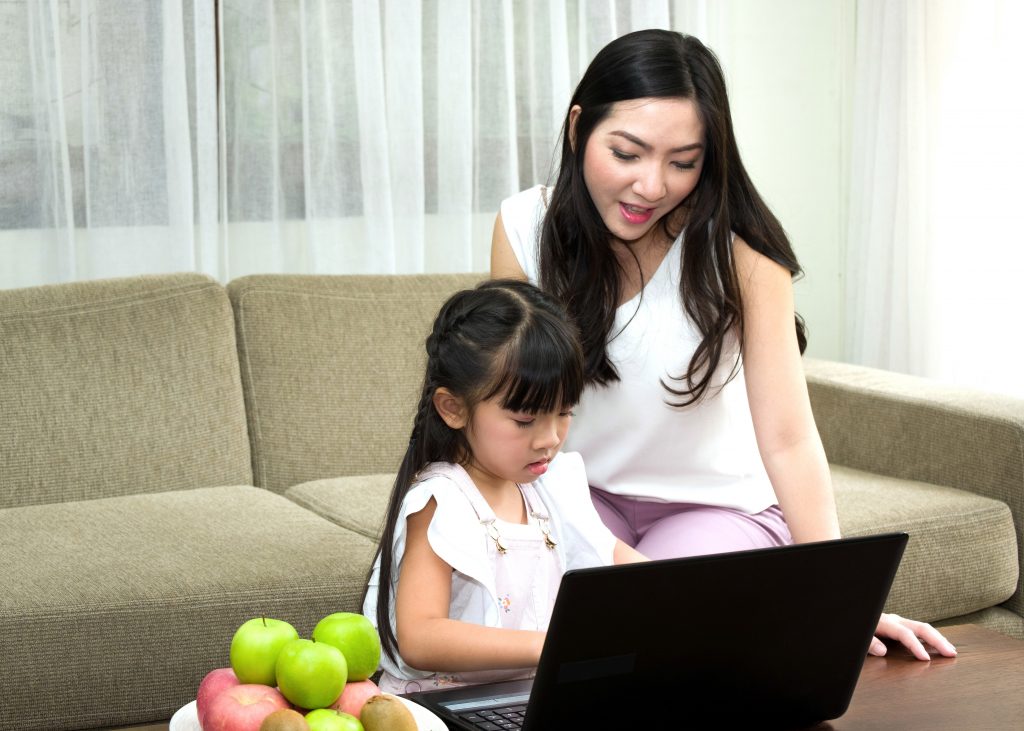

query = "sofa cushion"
[805, 357, 1024, 619]
[284, 465, 1021, 627]
[0, 485, 376, 731]
[285, 473, 395, 540]
[832, 464, 1018, 622]
[0, 273, 252, 509]
[228, 273, 482, 492]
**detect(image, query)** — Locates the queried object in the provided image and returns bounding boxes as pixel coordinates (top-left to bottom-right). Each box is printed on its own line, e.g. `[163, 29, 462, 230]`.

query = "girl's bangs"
[483, 327, 584, 414]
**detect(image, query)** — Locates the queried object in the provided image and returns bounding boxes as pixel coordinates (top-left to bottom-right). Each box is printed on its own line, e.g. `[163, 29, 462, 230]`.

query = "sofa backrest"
[228, 273, 483, 492]
[0, 273, 253, 509]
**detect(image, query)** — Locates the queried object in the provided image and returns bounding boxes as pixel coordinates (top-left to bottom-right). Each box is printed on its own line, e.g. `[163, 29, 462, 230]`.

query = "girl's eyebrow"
[609, 130, 703, 154]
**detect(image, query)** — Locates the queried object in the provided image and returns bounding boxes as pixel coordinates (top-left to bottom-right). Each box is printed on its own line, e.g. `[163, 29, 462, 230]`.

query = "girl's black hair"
[541, 29, 807, 405]
[363, 278, 585, 665]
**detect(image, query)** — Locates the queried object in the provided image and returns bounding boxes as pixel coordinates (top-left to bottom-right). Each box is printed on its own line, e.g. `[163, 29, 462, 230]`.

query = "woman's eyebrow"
[609, 129, 703, 153]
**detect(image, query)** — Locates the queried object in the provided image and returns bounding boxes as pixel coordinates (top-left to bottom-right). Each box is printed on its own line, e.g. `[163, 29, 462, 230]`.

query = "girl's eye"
[559, 410, 575, 418]
[514, 419, 534, 429]
[611, 148, 637, 161]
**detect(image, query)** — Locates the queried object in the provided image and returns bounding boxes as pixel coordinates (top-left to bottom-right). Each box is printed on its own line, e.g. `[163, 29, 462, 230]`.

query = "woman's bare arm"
[490, 211, 529, 280]
[734, 236, 840, 543]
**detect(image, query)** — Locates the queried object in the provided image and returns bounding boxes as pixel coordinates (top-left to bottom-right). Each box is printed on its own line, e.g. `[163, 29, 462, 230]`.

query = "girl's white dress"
[362, 451, 616, 692]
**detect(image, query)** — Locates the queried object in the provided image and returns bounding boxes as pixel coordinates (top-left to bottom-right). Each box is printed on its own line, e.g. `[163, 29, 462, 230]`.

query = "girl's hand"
[869, 613, 957, 661]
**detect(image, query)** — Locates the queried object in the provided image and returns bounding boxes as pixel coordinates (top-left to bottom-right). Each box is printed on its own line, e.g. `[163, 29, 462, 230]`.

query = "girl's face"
[462, 398, 573, 492]
[574, 97, 705, 245]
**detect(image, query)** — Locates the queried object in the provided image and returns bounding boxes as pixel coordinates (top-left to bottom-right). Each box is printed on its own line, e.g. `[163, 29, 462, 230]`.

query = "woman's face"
[575, 97, 705, 244]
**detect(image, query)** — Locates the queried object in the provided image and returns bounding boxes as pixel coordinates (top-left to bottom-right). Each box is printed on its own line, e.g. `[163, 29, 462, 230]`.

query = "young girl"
[362, 278, 645, 693]
[491, 29, 955, 661]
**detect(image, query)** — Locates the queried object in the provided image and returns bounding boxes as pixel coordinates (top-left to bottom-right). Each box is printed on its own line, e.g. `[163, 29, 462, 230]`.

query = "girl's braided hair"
[363, 278, 585, 664]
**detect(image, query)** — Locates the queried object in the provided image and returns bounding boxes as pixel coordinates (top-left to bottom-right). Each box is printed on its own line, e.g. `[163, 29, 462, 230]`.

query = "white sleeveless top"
[500, 185, 777, 513]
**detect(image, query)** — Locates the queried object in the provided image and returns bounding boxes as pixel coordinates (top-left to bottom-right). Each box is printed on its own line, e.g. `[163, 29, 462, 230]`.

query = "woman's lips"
[620, 202, 655, 224]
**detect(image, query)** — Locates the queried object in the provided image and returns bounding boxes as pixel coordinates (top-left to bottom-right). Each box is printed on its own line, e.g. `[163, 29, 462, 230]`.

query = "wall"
[720, 0, 854, 360]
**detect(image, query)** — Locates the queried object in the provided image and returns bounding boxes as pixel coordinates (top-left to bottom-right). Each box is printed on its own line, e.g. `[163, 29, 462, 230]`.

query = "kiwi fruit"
[259, 708, 309, 731]
[359, 693, 418, 731]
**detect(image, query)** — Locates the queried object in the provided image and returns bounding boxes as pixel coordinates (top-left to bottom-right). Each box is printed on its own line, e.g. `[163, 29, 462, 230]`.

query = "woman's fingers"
[873, 613, 958, 661]
[868, 636, 888, 657]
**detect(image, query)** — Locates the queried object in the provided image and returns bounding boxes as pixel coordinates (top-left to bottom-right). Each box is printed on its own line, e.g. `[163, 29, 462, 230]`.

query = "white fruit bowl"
[169, 696, 446, 731]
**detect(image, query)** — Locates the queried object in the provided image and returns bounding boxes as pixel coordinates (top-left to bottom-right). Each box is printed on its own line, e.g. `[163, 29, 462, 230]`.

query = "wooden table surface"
[108, 624, 1022, 731]
[813, 624, 1024, 730]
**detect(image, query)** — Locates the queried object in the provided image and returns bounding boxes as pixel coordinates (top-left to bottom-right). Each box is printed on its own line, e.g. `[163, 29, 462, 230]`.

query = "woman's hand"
[870, 613, 957, 661]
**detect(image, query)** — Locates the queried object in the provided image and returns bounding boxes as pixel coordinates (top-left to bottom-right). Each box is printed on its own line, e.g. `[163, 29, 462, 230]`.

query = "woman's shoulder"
[500, 184, 550, 225]
[502, 183, 549, 207]
[498, 185, 550, 283]
[731, 233, 794, 293]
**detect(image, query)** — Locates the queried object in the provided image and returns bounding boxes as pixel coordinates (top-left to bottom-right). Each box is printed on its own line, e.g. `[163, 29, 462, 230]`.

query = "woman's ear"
[433, 387, 468, 429]
[568, 105, 582, 153]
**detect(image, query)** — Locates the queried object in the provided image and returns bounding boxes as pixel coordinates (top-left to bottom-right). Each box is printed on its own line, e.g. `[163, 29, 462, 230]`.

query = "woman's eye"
[672, 161, 697, 171]
[611, 149, 636, 161]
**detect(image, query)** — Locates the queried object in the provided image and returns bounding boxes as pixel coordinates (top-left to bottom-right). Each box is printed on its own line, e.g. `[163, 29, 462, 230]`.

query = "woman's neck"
[611, 226, 675, 305]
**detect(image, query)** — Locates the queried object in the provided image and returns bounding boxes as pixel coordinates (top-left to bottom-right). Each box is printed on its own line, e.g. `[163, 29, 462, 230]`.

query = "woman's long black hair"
[364, 278, 585, 665]
[540, 29, 807, 405]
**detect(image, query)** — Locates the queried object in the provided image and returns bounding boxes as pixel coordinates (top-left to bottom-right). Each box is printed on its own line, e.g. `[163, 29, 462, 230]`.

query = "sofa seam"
[0, 279, 222, 323]
[232, 289, 268, 489]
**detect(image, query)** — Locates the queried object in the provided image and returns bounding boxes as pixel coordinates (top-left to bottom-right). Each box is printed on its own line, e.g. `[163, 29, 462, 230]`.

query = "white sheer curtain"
[0, 0, 217, 286]
[217, 0, 724, 276]
[0, 0, 724, 288]
[846, 0, 1024, 397]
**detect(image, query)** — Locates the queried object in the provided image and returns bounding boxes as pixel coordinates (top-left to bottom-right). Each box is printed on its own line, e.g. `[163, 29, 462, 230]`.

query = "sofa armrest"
[803, 357, 1024, 617]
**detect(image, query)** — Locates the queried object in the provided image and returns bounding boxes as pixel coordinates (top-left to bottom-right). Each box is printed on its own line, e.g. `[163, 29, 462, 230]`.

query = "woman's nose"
[632, 163, 667, 202]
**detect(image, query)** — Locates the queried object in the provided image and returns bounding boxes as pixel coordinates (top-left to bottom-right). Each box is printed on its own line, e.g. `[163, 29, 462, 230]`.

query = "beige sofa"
[1, 273, 1020, 731]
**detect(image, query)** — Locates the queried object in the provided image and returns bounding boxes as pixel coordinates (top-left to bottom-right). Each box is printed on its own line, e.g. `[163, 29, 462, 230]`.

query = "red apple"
[197, 667, 242, 728]
[204, 683, 291, 731]
[328, 679, 380, 718]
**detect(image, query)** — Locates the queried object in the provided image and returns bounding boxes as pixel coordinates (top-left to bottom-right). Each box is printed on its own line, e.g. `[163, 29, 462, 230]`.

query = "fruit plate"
[169, 696, 447, 731]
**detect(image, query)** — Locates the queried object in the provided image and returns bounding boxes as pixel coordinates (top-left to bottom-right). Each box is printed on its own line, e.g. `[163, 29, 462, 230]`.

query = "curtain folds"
[847, 0, 1024, 396]
[5, 1, 1020, 395]
[2, 0, 717, 288]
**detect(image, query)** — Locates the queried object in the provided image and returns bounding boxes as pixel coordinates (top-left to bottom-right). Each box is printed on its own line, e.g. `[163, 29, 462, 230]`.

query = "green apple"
[312, 613, 381, 682]
[276, 638, 347, 710]
[229, 617, 299, 685]
[305, 708, 364, 731]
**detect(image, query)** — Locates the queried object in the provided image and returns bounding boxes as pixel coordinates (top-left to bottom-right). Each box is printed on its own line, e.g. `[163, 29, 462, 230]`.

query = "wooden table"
[107, 624, 1023, 731]
[813, 624, 1024, 729]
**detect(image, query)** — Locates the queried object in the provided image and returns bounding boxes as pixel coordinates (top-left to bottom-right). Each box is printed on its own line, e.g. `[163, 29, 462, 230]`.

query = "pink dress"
[377, 477, 563, 694]
[364, 454, 617, 692]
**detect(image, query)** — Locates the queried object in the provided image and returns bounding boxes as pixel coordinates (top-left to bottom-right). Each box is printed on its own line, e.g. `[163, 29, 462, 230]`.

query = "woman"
[491, 29, 954, 661]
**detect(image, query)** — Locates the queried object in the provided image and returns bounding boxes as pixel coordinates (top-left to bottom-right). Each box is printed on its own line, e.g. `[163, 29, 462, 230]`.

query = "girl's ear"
[432, 387, 468, 429]
[568, 105, 582, 153]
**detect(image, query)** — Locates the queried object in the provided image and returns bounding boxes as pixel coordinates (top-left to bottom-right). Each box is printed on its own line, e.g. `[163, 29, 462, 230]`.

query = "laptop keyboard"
[456, 703, 528, 730]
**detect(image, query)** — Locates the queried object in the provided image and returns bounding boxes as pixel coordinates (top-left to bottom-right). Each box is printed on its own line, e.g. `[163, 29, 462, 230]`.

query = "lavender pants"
[590, 487, 793, 560]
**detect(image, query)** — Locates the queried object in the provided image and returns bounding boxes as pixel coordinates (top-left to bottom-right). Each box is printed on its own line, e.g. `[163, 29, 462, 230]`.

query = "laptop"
[403, 532, 908, 730]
